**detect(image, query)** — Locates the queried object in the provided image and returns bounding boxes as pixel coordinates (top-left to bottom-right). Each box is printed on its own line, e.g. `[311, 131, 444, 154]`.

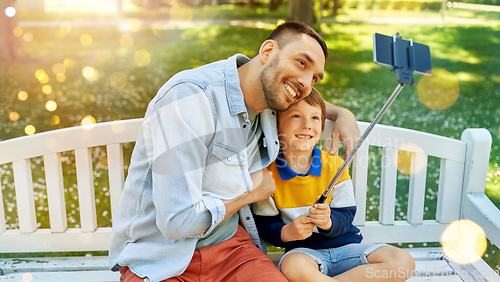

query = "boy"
[253, 89, 415, 282]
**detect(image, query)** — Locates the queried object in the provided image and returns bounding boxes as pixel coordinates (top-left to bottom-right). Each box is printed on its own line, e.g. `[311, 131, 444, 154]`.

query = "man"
[109, 21, 360, 282]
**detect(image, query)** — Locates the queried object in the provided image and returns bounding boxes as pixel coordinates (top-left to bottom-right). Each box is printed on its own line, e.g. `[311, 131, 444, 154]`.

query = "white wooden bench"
[0, 119, 499, 281]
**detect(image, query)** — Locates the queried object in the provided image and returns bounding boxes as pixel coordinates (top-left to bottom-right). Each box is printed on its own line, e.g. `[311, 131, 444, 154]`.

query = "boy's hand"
[309, 202, 332, 231]
[281, 214, 315, 242]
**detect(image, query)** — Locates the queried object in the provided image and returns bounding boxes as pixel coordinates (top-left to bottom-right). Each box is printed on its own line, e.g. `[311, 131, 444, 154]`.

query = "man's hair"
[267, 21, 328, 59]
[277, 88, 327, 130]
[303, 88, 327, 130]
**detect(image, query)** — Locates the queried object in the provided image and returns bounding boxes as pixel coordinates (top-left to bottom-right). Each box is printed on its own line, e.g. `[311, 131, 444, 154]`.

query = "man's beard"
[260, 56, 292, 112]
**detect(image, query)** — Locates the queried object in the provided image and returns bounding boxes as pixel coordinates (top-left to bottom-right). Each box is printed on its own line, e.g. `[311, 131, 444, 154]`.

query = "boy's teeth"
[285, 84, 297, 98]
[296, 135, 311, 138]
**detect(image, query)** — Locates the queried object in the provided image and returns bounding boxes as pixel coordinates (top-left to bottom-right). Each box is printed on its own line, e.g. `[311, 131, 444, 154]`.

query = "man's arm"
[324, 102, 360, 162]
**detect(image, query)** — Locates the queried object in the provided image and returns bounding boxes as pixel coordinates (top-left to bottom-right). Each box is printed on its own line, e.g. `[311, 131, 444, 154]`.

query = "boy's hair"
[266, 21, 328, 59]
[277, 88, 327, 130]
[303, 88, 327, 130]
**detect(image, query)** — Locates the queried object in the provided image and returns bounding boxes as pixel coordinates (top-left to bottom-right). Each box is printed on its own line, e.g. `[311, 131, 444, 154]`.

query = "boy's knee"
[280, 253, 318, 282]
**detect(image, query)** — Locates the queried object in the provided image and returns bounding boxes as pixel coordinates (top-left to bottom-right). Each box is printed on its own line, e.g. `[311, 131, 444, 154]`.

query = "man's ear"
[259, 39, 277, 65]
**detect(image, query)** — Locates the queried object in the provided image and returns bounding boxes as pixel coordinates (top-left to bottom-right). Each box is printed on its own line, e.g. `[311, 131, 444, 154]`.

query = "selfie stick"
[316, 33, 424, 204]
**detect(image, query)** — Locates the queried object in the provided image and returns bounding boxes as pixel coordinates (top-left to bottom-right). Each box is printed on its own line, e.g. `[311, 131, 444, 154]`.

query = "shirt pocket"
[203, 142, 250, 198]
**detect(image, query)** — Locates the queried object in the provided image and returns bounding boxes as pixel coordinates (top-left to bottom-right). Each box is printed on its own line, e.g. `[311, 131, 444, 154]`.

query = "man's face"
[260, 34, 325, 112]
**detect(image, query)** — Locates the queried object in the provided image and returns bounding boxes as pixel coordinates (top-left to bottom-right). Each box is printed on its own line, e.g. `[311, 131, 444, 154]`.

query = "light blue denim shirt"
[109, 54, 280, 282]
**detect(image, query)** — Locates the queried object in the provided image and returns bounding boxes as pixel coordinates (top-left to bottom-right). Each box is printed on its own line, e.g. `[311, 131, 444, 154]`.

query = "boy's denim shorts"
[279, 243, 388, 277]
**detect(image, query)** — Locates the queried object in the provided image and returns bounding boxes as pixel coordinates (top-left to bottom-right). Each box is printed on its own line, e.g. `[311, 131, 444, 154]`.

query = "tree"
[287, 0, 314, 27]
[0, 0, 22, 62]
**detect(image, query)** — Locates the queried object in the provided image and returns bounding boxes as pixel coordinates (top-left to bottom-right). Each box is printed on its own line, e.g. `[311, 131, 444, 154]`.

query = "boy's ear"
[259, 40, 277, 65]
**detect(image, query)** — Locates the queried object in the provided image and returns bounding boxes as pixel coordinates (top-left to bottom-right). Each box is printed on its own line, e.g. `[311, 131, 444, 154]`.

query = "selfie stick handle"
[316, 83, 405, 204]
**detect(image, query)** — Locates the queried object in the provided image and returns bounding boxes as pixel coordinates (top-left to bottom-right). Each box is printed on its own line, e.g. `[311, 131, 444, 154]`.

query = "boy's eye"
[313, 116, 320, 120]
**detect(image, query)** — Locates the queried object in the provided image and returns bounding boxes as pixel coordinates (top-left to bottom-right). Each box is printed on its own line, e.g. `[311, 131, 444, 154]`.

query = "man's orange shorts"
[119, 225, 287, 282]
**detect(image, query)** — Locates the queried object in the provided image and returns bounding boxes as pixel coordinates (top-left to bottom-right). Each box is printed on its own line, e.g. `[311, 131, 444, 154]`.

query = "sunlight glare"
[52, 63, 66, 75]
[13, 27, 23, 37]
[110, 72, 128, 89]
[51, 115, 60, 125]
[25, 125, 36, 135]
[22, 272, 33, 282]
[56, 74, 66, 82]
[63, 58, 75, 68]
[134, 50, 151, 67]
[120, 34, 134, 48]
[9, 112, 19, 121]
[82, 93, 95, 105]
[441, 219, 487, 264]
[393, 143, 426, 176]
[170, 3, 193, 21]
[82, 66, 98, 81]
[80, 34, 93, 46]
[42, 85, 52, 94]
[45, 101, 57, 112]
[5, 6, 16, 17]
[23, 33, 33, 43]
[128, 19, 141, 32]
[60, 22, 72, 34]
[81, 116, 96, 129]
[18, 91, 28, 101]
[417, 68, 459, 110]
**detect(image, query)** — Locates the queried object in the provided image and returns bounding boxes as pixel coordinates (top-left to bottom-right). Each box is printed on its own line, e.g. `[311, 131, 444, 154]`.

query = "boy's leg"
[279, 248, 337, 282]
[333, 245, 415, 282]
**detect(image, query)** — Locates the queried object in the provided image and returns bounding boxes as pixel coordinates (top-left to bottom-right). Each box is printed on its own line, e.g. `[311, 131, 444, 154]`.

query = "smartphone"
[373, 33, 432, 76]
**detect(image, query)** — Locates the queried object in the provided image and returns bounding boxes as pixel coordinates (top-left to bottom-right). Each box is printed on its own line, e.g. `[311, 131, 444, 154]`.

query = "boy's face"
[277, 99, 322, 153]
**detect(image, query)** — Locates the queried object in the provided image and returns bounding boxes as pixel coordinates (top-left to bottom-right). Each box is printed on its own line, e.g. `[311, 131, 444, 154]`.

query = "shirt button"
[243, 113, 247, 118]
[243, 124, 247, 128]
[272, 111, 276, 115]
[246, 217, 250, 220]
[227, 157, 232, 161]
[275, 141, 278, 145]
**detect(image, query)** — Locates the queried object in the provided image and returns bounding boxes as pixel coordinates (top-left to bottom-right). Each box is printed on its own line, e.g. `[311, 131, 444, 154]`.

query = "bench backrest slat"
[0, 185, 5, 233]
[379, 147, 398, 225]
[13, 159, 37, 233]
[436, 159, 465, 223]
[75, 148, 98, 232]
[107, 144, 125, 222]
[351, 144, 369, 226]
[407, 152, 428, 225]
[44, 152, 67, 232]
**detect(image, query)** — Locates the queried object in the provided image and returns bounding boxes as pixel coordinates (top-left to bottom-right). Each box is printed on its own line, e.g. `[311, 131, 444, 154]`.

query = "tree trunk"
[332, 0, 342, 16]
[288, 0, 314, 27]
[249, 0, 255, 9]
[0, 0, 22, 62]
[269, 0, 281, 11]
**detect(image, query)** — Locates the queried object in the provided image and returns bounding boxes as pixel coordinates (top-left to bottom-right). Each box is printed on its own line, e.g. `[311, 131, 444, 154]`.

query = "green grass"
[1, 6, 500, 271]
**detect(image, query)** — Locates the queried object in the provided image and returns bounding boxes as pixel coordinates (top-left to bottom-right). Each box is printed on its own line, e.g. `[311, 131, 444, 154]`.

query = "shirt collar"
[225, 54, 250, 116]
[276, 146, 322, 181]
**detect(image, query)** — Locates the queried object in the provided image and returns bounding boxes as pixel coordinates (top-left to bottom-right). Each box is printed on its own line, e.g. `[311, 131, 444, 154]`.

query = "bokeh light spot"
[38, 73, 49, 84]
[110, 72, 128, 89]
[170, 3, 193, 21]
[134, 49, 151, 67]
[82, 66, 99, 81]
[42, 85, 52, 94]
[128, 18, 141, 32]
[417, 68, 459, 110]
[25, 125, 36, 135]
[18, 91, 28, 101]
[63, 58, 75, 68]
[60, 23, 72, 34]
[45, 101, 57, 112]
[82, 93, 95, 105]
[120, 34, 134, 48]
[13, 27, 23, 37]
[441, 219, 487, 264]
[394, 143, 426, 176]
[81, 116, 97, 129]
[52, 63, 66, 75]
[9, 112, 20, 121]
[50, 115, 60, 125]
[80, 34, 93, 46]
[5, 6, 16, 17]
[56, 74, 66, 82]
[23, 33, 33, 43]
[22, 272, 33, 282]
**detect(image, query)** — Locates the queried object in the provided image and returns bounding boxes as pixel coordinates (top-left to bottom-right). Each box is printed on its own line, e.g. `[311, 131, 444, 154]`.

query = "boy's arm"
[318, 206, 356, 237]
[253, 213, 295, 248]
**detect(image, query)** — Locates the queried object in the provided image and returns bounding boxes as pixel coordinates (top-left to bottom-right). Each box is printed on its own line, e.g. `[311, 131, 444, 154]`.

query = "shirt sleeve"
[143, 82, 226, 241]
[253, 213, 295, 248]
